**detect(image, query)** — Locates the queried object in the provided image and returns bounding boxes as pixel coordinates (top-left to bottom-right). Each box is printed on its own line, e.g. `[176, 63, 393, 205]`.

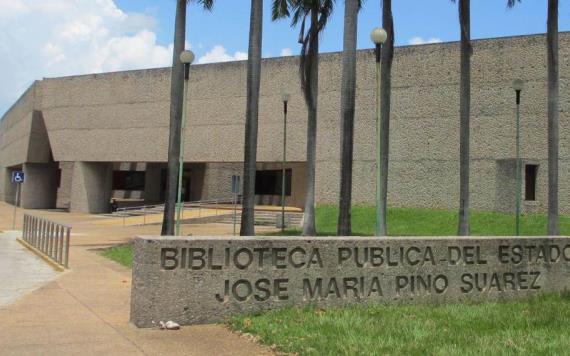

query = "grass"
[277, 206, 570, 237]
[100, 207, 570, 268]
[99, 206, 570, 354]
[99, 244, 133, 268]
[228, 294, 570, 355]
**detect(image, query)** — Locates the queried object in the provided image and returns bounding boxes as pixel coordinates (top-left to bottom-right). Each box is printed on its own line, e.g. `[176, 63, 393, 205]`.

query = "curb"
[16, 238, 66, 272]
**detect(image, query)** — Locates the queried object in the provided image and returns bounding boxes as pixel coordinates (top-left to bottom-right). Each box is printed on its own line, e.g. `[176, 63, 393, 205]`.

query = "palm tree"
[546, 0, 560, 235]
[272, 0, 336, 236]
[162, 0, 214, 236]
[508, 0, 559, 235]
[451, 0, 471, 236]
[240, 0, 264, 236]
[378, 0, 394, 236]
[337, 0, 361, 236]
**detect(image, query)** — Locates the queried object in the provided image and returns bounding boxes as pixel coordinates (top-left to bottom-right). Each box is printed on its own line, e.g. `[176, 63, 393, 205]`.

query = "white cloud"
[408, 36, 443, 45]
[197, 45, 247, 64]
[0, 0, 174, 115]
[280, 48, 293, 57]
[0, 0, 29, 17]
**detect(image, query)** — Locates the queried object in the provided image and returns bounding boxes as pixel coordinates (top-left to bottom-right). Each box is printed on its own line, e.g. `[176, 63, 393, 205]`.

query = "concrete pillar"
[20, 163, 59, 209]
[202, 163, 242, 200]
[2, 167, 17, 204]
[144, 163, 162, 204]
[70, 162, 113, 214]
[56, 162, 74, 210]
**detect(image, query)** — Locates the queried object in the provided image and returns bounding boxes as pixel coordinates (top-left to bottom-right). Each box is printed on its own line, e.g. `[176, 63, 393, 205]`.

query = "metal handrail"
[116, 197, 240, 227]
[22, 214, 71, 268]
[116, 203, 165, 213]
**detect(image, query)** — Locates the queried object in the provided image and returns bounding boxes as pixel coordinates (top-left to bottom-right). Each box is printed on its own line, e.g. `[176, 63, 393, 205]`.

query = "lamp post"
[512, 79, 525, 236]
[370, 27, 388, 237]
[280, 89, 290, 233]
[176, 50, 195, 236]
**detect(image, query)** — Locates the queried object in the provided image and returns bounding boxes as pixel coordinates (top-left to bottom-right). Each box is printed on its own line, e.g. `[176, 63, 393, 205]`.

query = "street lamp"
[512, 79, 525, 237]
[370, 27, 387, 237]
[280, 89, 290, 233]
[176, 50, 195, 236]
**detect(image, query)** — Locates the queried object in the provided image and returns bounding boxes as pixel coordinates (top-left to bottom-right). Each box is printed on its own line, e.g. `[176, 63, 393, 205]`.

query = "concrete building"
[1, 33, 568, 214]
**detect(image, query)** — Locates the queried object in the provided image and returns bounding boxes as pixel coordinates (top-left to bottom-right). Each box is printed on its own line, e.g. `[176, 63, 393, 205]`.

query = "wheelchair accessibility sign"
[11, 171, 25, 184]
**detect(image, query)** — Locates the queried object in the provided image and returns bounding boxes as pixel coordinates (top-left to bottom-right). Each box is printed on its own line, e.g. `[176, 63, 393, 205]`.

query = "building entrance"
[160, 168, 192, 202]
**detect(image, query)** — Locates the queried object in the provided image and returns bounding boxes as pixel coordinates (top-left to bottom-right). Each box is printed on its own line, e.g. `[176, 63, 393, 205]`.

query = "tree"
[378, 0, 394, 236]
[337, 0, 361, 236]
[272, 0, 336, 236]
[546, 0, 560, 235]
[162, 0, 214, 236]
[451, 0, 471, 236]
[508, 0, 559, 235]
[240, 0, 264, 236]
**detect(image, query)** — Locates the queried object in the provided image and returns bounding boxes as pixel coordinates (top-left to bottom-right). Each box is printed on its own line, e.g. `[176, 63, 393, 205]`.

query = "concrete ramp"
[0, 231, 59, 307]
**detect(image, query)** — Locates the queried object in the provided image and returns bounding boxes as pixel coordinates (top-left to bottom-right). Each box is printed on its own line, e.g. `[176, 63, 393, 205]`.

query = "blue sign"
[11, 171, 25, 184]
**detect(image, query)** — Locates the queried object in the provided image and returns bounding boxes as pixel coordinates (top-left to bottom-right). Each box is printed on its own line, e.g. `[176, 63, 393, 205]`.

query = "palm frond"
[318, 0, 335, 31]
[270, 0, 335, 109]
[272, 0, 290, 20]
[507, 0, 522, 8]
[290, 4, 306, 27]
[192, 0, 214, 11]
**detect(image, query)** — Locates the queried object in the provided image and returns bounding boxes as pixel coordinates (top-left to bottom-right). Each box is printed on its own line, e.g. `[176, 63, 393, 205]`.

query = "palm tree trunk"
[240, 0, 263, 236]
[302, 10, 319, 236]
[379, 0, 394, 236]
[337, 0, 359, 236]
[161, 0, 187, 236]
[547, 0, 559, 235]
[457, 0, 471, 236]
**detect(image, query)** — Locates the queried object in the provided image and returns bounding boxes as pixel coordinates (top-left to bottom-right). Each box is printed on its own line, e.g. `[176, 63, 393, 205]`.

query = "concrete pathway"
[0, 203, 274, 355]
[0, 231, 59, 307]
[99, 204, 302, 227]
[96, 208, 225, 227]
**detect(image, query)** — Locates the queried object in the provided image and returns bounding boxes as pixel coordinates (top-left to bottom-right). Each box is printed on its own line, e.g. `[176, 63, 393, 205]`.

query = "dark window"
[113, 171, 145, 191]
[255, 169, 292, 196]
[525, 165, 538, 201]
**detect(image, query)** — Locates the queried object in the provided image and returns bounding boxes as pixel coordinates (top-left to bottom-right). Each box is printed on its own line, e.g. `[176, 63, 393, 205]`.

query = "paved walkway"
[97, 208, 226, 227]
[100, 204, 302, 227]
[0, 203, 274, 355]
[0, 231, 59, 307]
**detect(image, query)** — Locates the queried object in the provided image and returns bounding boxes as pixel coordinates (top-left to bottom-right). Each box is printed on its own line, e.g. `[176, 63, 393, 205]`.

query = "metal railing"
[116, 203, 164, 227]
[22, 214, 71, 268]
[115, 197, 240, 227]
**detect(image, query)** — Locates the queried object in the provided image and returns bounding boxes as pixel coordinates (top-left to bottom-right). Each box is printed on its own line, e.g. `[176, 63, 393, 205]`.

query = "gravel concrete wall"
[131, 235, 570, 326]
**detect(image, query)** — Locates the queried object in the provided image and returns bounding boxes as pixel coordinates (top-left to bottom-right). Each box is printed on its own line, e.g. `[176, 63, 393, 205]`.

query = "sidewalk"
[0, 231, 59, 307]
[0, 203, 274, 355]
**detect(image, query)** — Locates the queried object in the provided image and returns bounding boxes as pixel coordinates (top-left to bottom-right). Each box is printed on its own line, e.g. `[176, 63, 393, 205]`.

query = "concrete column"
[20, 163, 59, 209]
[202, 163, 242, 200]
[56, 162, 74, 210]
[2, 167, 17, 204]
[70, 162, 113, 214]
[1, 168, 7, 203]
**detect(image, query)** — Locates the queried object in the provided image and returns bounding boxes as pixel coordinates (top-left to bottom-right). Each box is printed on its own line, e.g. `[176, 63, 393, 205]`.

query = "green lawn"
[100, 207, 570, 269]
[280, 205, 570, 236]
[99, 244, 133, 268]
[100, 206, 570, 354]
[228, 294, 570, 355]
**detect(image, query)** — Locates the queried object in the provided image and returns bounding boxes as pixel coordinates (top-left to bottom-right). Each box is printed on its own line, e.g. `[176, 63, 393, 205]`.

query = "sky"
[0, 0, 569, 116]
